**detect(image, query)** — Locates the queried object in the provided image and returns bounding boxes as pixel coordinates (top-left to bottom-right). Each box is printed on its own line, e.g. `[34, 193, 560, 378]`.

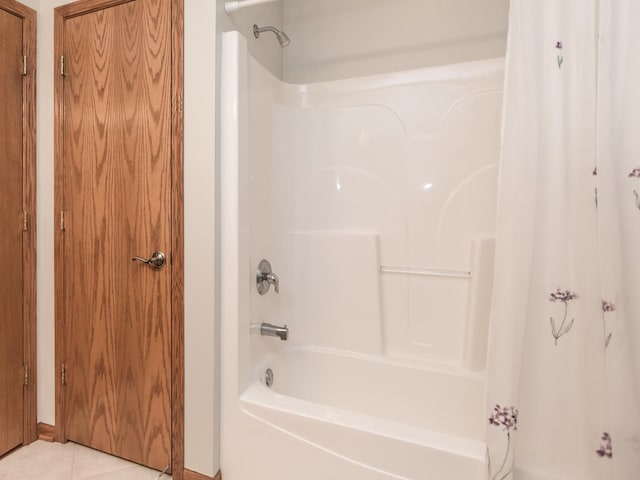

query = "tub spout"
[260, 322, 288, 341]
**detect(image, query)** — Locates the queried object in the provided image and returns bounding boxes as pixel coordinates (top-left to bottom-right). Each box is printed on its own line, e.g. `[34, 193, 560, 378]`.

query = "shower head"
[253, 24, 290, 47]
[275, 30, 290, 48]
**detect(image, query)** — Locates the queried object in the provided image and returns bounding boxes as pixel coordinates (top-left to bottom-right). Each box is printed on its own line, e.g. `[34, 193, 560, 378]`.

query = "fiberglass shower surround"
[220, 30, 503, 480]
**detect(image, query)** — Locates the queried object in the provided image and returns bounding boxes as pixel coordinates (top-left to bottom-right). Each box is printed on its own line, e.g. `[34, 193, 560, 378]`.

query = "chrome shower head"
[253, 24, 290, 47]
[275, 30, 290, 48]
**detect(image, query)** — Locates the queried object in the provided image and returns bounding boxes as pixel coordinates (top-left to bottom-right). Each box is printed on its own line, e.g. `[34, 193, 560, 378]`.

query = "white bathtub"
[220, 30, 500, 480]
[251, 347, 486, 440]
[240, 346, 487, 479]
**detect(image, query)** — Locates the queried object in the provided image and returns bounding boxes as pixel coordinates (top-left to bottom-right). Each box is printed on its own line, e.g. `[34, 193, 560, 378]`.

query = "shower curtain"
[486, 1, 640, 479]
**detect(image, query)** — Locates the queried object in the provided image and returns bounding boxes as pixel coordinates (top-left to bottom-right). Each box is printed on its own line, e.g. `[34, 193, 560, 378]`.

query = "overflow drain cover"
[265, 368, 273, 387]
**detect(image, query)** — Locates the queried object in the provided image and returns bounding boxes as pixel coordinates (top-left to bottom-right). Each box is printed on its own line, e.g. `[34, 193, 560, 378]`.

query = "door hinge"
[60, 210, 66, 231]
[60, 55, 66, 77]
[23, 364, 29, 386]
[61, 363, 66, 386]
[22, 55, 27, 76]
[22, 211, 28, 231]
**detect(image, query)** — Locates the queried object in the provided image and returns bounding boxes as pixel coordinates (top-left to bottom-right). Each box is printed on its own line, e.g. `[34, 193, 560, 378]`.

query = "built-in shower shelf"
[378, 265, 471, 279]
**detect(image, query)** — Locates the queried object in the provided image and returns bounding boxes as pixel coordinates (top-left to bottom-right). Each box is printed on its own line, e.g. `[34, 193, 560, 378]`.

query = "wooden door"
[0, 0, 36, 457]
[57, 0, 175, 471]
[0, 6, 25, 458]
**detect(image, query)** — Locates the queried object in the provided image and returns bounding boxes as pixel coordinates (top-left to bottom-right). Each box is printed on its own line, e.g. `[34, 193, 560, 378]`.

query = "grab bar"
[378, 265, 471, 279]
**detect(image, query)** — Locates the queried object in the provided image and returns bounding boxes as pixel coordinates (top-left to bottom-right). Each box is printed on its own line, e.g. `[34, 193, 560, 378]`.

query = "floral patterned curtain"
[486, 1, 640, 478]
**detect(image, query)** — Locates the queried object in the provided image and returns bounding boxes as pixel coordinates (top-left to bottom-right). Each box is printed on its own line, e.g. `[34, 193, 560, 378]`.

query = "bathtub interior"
[251, 346, 487, 441]
[247, 52, 503, 373]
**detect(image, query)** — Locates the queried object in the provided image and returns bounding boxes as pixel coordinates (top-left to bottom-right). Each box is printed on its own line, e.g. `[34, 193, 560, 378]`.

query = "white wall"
[282, 0, 510, 83]
[35, 0, 218, 476]
[35, 0, 58, 430]
[184, 1, 218, 476]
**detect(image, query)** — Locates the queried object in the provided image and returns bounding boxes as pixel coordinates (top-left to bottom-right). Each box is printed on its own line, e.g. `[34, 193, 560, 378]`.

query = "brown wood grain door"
[59, 0, 172, 471]
[0, 6, 25, 458]
[0, 0, 36, 455]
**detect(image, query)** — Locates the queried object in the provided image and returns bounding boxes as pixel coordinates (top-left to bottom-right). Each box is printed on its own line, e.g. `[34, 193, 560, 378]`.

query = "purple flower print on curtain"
[487, 2, 640, 477]
[593, 166, 598, 207]
[602, 301, 617, 347]
[628, 167, 640, 209]
[556, 41, 564, 68]
[549, 288, 578, 345]
[488, 405, 518, 480]
[596, 432, 613, 458]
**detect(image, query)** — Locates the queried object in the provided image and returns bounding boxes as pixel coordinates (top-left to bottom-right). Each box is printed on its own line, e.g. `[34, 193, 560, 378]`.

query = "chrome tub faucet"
[260, 323, 288, 341]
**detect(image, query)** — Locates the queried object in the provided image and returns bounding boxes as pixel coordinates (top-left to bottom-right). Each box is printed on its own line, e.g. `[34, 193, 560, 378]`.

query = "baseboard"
[36, 423, 55, 442]
[183, 468, 220, 480]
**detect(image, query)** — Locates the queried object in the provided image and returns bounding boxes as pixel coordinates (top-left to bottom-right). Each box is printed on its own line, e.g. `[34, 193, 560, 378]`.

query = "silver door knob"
[132, 251, 166, 268]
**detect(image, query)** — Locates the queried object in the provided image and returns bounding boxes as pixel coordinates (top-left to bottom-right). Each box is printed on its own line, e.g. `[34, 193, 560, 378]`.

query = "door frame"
[53, 0, 184, 476]
[0, 0, 37, 449]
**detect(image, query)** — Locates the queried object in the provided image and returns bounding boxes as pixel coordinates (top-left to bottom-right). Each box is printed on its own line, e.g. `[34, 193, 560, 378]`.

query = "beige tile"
[0, 441, 75, 480]
[0, 441, 171, 480]
[74, 465, 169, 480]
[70, 443, 136, 480]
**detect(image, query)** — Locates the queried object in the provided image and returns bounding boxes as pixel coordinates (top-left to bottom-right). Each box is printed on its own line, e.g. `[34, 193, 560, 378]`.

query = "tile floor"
[0, 441, 171, 480]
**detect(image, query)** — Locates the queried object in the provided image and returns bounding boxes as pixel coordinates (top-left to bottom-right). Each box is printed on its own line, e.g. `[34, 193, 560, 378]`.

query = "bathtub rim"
[239, 380, 487, 463]
[252, 344, 488, 380]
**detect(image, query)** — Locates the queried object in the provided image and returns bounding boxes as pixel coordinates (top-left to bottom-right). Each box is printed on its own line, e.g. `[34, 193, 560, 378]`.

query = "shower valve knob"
[257, 259, 279, 295]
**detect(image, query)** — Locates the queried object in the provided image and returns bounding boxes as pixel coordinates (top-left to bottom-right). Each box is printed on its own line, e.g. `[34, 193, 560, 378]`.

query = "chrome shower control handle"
[257, 259, 279, 295]
[132, 251, 166, 269]
[266, 272, 279, 293]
